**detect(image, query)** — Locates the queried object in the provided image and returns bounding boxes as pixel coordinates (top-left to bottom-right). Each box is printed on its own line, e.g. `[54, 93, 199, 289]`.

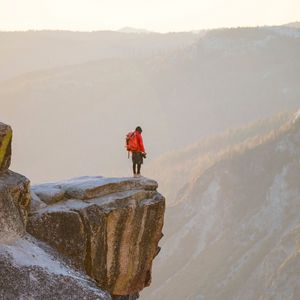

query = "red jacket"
[135, 130, 145, 153]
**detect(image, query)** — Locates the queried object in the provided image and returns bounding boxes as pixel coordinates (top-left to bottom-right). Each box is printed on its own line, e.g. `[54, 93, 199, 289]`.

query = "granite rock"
[28, 176, 165, 297]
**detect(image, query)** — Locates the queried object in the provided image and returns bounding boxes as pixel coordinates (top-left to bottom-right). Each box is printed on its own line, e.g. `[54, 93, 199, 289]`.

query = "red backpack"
[125, 131, 138, 152]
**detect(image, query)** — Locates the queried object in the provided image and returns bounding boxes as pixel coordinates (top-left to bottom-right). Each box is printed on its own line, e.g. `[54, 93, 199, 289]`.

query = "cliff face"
[28, 177, 165, 297]
[0, 121, 165, 299]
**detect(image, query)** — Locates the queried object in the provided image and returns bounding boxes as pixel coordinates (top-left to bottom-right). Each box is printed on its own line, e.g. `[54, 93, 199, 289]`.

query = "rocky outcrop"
[28, 176, 165, 297]
[0, 122, 12, 172]
[0, 123, 31, 239]
[0, 123, 169, 300]
[0, 121, 165, 299]
[0, 173, 111, 299]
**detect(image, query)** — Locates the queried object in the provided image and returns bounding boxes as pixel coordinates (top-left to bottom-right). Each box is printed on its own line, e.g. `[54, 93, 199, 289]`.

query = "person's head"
[135, 126, 142, 133]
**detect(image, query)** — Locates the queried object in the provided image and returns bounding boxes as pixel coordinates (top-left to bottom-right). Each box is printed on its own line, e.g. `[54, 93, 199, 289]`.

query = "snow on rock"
[2, 236, 79, 276]
[32, 176, 158, 203]
[293, 109, 300, 124]
[0, 235, 111, 300]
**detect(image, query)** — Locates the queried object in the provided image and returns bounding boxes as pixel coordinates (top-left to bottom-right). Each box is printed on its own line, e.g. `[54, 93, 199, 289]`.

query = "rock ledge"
[28, 176, 165, 297]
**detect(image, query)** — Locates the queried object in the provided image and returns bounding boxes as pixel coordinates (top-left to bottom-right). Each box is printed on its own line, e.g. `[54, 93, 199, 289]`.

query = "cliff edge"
[28, 176, 165, 297]
[0, 122, 165, 299]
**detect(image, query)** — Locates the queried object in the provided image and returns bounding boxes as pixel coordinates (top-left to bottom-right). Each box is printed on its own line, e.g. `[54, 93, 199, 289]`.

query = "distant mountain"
[143, 110, 300, 300]
[284, 21, 300, 28]
[0, 30, 198, 81]
[1, 26, 299, 183]
[118, 27, 152, 33]
[145, 112, 292, 205]
[142, 27, 300, 148]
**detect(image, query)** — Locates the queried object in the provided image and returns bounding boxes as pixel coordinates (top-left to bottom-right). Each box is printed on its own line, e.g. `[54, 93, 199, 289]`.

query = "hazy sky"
[1, 0, 299, 32]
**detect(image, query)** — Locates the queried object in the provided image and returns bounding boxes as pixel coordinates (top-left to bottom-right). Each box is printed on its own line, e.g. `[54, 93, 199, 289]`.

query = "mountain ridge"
[146, 111, 298, 205]
[143, 109, 300, 300]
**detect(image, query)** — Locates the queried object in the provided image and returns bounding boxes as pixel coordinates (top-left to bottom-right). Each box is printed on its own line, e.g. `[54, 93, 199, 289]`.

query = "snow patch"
[193, 179, 222, 256]
[293, 110, 300, 124]
[0, 237, 77, 277]
[242, 166, 289, 235]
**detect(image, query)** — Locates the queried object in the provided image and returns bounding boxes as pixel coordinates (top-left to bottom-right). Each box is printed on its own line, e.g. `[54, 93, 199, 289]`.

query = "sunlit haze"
[1, 0, 299, 32]
[1, 0, 300, 298]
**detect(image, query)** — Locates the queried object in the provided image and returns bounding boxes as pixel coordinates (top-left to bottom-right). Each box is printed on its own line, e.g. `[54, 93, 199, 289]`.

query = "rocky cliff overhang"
[28, 176, 165, 297]
[0, 121, 165, 299]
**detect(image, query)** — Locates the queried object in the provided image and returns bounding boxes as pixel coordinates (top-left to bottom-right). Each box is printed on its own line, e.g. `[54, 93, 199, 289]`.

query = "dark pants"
[132, 152, 143, 174]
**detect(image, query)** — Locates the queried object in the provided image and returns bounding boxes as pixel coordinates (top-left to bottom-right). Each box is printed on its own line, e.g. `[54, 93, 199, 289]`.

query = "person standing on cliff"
[126, 126, 146, 177]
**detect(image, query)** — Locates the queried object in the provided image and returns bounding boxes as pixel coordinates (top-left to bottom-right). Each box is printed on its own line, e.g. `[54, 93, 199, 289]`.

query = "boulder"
[0, 123, 12, 172]
[0, 183, 25, 240]
[28, 176, 165, 297]
[0, 171, 31, 240]
[0, 170, 31, 227]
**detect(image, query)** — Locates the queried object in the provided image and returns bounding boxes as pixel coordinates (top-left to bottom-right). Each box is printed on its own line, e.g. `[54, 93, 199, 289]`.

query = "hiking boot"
[136, 173, 142, 178]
